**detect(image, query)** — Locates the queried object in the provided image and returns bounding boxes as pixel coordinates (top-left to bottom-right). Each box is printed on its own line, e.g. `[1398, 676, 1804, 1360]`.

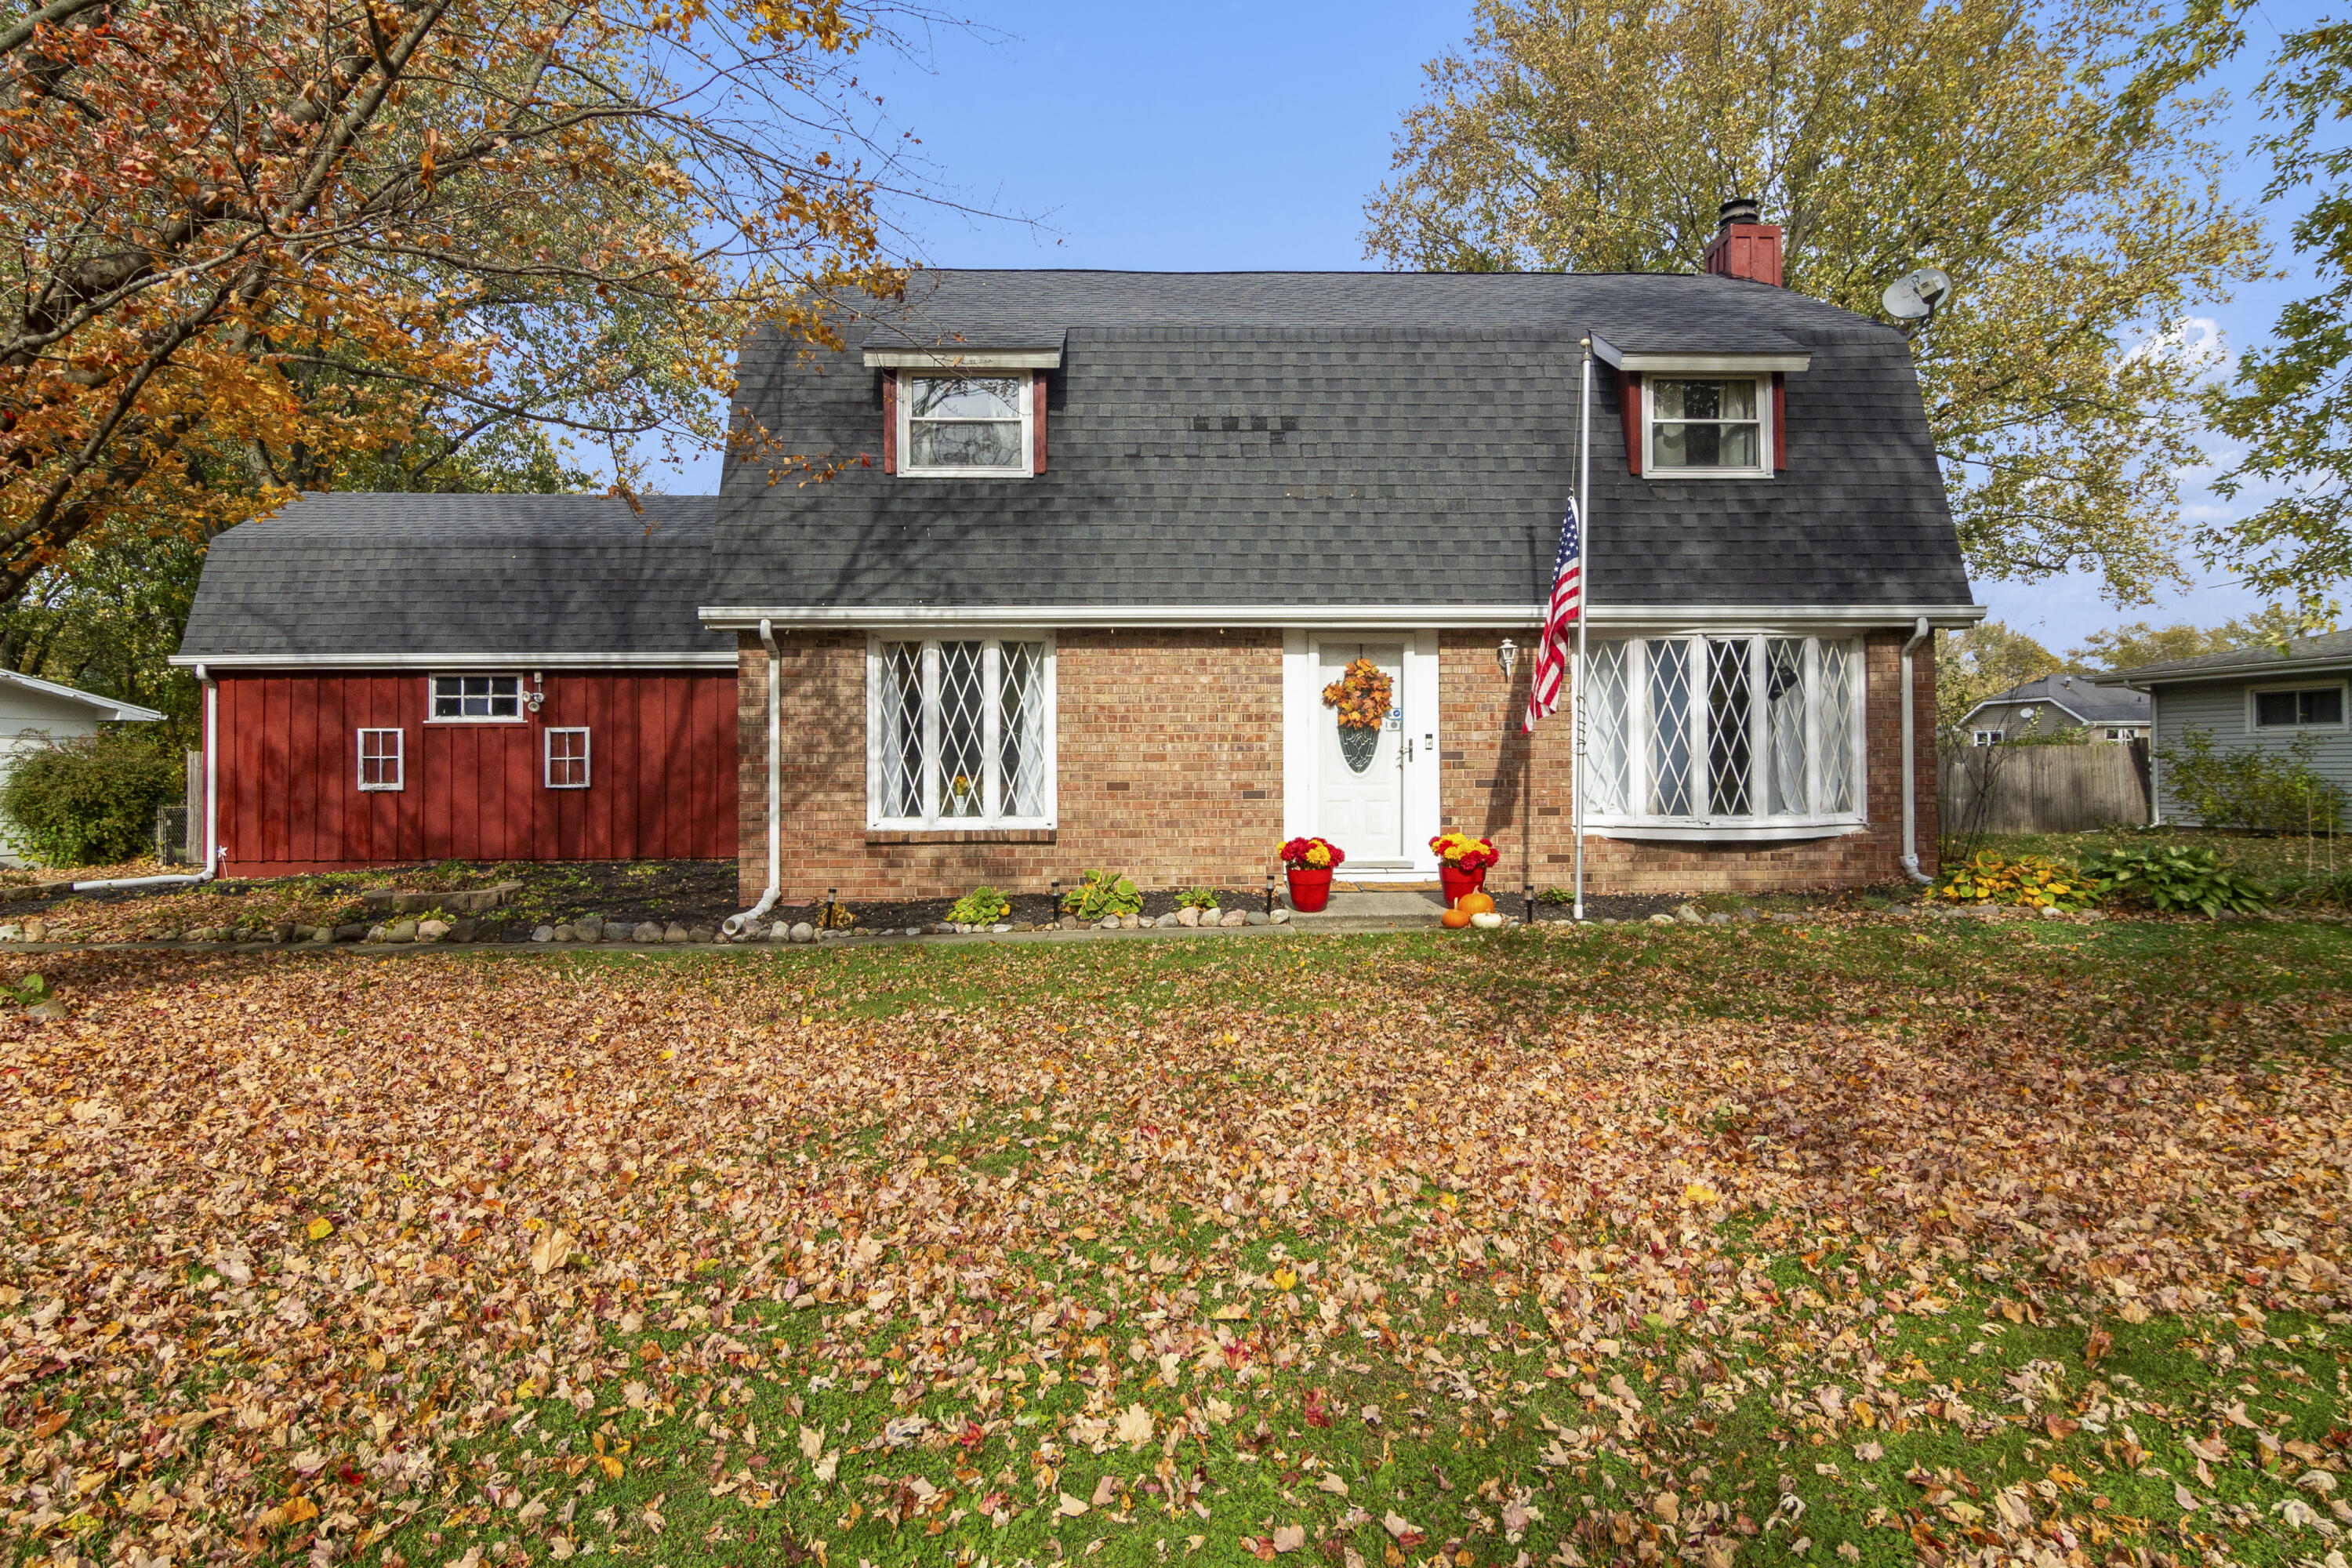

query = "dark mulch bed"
[816, 887, 1272, 935]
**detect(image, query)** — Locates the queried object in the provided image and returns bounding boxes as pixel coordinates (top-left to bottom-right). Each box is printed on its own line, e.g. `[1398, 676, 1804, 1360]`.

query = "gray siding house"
[2096, 630, 2352, 823]
[1959, 673, 2150, 746]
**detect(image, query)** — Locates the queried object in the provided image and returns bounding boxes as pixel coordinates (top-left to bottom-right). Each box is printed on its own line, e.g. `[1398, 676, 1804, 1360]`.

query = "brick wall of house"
[735, 629, 1286, 903]
[735, 626, 1940, 907]
[1439, 629, 1938, 895]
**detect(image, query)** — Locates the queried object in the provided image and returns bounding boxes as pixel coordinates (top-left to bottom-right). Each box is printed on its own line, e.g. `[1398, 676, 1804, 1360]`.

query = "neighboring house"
[2094, 629, 2352, 824]
[0, 670, 165, 866]
[175, 201, 1983, 898]
[1960, 673, 2151, 746]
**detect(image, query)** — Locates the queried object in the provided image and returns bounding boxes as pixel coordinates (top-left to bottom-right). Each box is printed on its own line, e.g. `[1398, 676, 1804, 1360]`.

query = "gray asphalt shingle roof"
[176, 494, 728, 659]
[178, 270, 1976, 660]
[1966, 674, 2151, 725]
[711, 270, 1970, 611]
[2092, 628, 2352, 685]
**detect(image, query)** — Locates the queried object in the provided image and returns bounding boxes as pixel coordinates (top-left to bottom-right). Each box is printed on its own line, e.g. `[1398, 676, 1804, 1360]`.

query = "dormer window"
[1648, 378, 1767, 474]
[898, 374, 1036, 477]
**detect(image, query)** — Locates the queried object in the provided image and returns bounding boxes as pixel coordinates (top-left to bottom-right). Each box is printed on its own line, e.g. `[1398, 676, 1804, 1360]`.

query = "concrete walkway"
[1287, 889, 1447, 931]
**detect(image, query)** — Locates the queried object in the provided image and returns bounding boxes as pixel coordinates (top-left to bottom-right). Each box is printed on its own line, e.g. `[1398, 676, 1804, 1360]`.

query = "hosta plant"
[1933, 852, 2100, 910]
[2078, 845, 2270, 916]
[947, 886, 1014, 926]
[1062, 870, 1141, 921]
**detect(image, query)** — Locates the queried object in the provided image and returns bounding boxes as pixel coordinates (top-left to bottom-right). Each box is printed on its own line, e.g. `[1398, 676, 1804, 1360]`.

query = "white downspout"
[721, 619, 782, 936]
[74, 664, 220, 893]
[1899, 617, 1935, 884]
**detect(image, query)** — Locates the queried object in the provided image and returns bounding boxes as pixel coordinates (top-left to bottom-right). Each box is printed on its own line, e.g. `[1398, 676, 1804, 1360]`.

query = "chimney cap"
[1718, 195, 1762, 229]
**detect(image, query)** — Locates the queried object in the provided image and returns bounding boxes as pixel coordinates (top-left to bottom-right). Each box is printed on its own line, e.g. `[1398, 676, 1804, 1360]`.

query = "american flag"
[1522, 500, 1582, 735]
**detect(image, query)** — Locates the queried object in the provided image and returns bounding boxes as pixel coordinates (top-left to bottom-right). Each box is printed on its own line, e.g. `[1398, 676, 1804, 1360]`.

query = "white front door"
[1315, 641, 1407, 864]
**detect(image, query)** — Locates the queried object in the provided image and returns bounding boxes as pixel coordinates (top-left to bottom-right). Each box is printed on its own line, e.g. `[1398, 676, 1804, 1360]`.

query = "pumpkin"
[1471, 911, 1506, 930]
[1440, 906, 1472, 930]
[1457, 890, 1496, 916]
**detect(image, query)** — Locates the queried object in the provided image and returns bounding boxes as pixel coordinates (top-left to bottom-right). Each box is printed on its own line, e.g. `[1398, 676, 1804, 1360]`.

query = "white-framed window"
[1647, 377, 1769, 475]
[868, 635, 1054, 827]
[544, 727, 590, 789]
[1973, 728, 2004, 746]
[1581, 635, 1864, 833]
[358, 728, 405, 791]
[2249, 681, 2347, 731]
[429, 673, 523, 720]
[898, 375, 1034, 477]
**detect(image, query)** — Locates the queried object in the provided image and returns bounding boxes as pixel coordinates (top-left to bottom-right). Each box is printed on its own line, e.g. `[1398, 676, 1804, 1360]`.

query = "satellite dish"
[1881, 267, 1952, 322]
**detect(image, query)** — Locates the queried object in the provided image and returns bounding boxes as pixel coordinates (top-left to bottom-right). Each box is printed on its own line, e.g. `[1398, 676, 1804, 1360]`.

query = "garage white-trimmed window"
[898, 375, 1035, 477]
[358, 728, 404, 790]
[430, 673, 522, 720]
[869, 636, 1054, 827]
[1580, 635, 1864, 834]
[545, 727, 590, 788]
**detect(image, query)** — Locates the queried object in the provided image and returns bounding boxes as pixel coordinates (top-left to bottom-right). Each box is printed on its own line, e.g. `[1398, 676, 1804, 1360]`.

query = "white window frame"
[544, 726, 591, 789]
[2247, 679, 2350, 732]
[897, 372, 1036, 478]
[1645, 376, 1773, 477]
[426, 673, 525, 723]
[357, 728, 405, 791]
[1581, 633, 1866, 840]
[1973, 729, 2003, 746]
[866, 633, 1057, 829]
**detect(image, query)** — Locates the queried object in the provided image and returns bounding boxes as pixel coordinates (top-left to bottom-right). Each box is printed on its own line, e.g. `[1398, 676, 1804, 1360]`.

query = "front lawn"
[2, 919, 2347, 1568]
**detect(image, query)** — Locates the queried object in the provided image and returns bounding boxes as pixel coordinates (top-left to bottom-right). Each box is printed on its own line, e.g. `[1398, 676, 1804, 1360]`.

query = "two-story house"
[175, 202, 1981, 909]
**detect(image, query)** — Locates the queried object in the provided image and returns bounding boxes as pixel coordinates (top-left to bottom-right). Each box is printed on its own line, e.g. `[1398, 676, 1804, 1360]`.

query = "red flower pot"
[1286, 866, 1334, 913]
[1439, 864, 1487, 906]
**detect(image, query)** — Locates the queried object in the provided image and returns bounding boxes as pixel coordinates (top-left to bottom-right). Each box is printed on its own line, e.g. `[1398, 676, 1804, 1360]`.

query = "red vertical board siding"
[1033, 372, 1048, 474]
[881, 371, 896, 474]
[1773, 373, 1788, 472]
[217, 670, 737, 874]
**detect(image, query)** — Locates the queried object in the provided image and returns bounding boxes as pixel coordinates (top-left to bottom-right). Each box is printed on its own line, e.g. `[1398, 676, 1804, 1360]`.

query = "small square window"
[431, 673, 521, 720]
[358, 728, 404, 790]
[1650, 378, 1766, 474]
[2254, 686, 2345, 728]
[545, 727, 590, 789]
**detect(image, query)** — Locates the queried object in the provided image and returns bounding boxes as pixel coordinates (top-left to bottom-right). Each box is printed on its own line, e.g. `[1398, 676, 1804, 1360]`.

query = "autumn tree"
[1934, 620, 2062, 732]
[1363, 0, 2265, 603]
[2067, 605, 2342, 671]
[0, 0, 924, 604]
[2197, 16, 2352, 608]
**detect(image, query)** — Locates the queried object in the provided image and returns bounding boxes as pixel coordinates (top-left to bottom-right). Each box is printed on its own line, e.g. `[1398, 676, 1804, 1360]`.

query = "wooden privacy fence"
[1940, 742, 2151, 835]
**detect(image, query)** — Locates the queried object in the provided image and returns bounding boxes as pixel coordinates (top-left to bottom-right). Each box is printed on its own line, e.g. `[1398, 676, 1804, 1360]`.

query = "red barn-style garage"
[174, 496, 735, 877]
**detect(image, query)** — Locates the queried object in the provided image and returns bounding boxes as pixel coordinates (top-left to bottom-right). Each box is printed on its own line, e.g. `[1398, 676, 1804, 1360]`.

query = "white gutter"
[698, 602, 1987, 633]
[74, 664, 220, 894]
[1899, 617, 1935, 885]
[721, 621, 782, 938]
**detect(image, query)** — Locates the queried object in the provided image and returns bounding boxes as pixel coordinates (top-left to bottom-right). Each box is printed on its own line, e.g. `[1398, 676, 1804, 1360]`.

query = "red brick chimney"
[1701, 195, 1783, 287]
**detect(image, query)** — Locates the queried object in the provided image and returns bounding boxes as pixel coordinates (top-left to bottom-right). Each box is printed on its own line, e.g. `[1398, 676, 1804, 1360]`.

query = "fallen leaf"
[1058, 1493, 1090, 1517]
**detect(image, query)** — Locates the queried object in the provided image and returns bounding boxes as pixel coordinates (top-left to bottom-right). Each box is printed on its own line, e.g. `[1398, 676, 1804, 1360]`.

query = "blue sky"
[670, 1, 2337, 656]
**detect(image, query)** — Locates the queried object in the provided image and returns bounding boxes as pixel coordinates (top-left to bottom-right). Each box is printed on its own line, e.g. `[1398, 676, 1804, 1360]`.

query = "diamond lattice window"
[871, 637, 1054, 827]
[1583, 635, 1863, 829]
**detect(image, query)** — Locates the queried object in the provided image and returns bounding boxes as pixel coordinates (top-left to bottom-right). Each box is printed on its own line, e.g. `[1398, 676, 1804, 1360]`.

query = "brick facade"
[737, 629, 1286, 903]
[735, 626, 1940, 906]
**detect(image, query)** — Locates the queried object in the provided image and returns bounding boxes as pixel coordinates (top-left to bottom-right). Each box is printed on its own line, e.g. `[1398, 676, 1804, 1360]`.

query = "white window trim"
[865, 632, 1057, 829]
[896, 372, 1036, 479]
[425, 673, 526, 724]
[357, 728, 405, 792]
[1973, 729, 2003, 746]
[1644, 375, 1773, 478]
[1584, 633, 1867, 838]
[2246, 678, 2350, 732]
[544, 727, 591, 789]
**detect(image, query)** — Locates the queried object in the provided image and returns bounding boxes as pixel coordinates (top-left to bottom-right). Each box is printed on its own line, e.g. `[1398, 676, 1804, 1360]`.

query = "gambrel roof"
[706, 269, 1972, 618]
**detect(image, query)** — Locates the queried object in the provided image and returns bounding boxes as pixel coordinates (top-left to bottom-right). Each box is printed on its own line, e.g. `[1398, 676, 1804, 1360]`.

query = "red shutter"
[1622, 369, 1643, 475]
[881, 371, 896, 474]
[1033, 372, 1047, 474]
[1772, 373, 1787, 472]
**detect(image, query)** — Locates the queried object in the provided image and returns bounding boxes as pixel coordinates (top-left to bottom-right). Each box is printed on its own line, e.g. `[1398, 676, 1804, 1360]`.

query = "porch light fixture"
[1497, 638, 1518, 681]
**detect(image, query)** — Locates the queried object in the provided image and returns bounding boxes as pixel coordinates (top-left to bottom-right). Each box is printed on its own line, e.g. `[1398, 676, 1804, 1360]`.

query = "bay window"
[1581, 636, 1863, 833]
[869, 636, 1054, 828]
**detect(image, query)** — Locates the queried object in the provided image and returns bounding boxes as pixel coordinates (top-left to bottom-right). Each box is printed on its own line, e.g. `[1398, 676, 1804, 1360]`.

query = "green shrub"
[1061, 869, 1141, 921]
[948, 885, 1013, 925]
[2078, 844, 2270, 916]
[1176, 887, 1220, 910]
[2159, 728, 2347, 832]
[0, 728, 179, 867]
[1933, 851, 2101, 909]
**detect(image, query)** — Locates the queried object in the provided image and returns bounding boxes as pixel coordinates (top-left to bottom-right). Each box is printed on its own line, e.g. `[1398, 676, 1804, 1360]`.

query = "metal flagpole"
[1573, 339, 1592, 923]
